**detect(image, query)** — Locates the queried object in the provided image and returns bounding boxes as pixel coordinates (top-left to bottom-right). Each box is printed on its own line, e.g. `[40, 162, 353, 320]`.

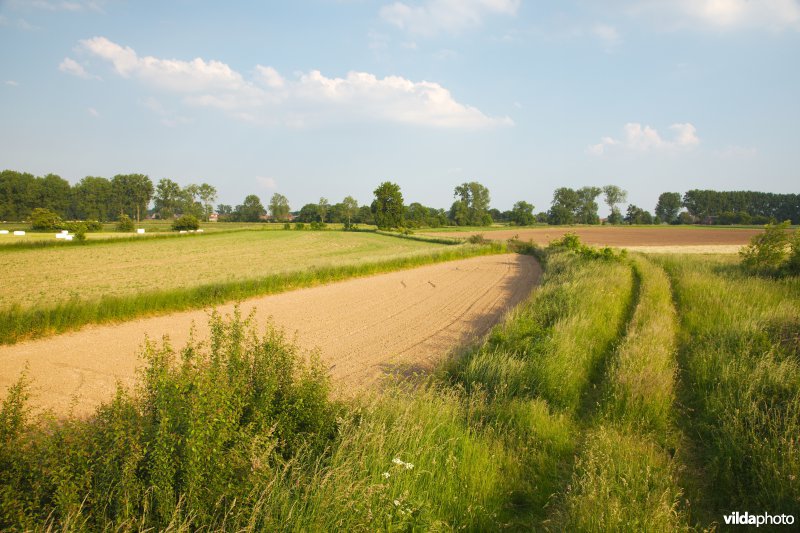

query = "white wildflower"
[404, 462, 414, 470]
[382, 472, 390, 479]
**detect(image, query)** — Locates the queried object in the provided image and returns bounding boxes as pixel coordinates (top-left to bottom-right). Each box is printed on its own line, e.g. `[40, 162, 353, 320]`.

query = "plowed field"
[0, 254, 540, 416]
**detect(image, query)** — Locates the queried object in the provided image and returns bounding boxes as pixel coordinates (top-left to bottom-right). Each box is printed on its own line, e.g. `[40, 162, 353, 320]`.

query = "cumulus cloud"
[80, 37, 511, 129]
[627, 0, 800, 32]
[588, 122, 699, 155]
[58, 57, 96, 79]
[380, 0, 520, 35]
[256, 176, 277, 189]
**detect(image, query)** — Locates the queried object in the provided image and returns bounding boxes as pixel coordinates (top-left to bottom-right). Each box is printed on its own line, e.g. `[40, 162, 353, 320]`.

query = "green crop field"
[0, 230, 451, 309]
[0, 230, 504, 344]
[1, 237, 798, 530]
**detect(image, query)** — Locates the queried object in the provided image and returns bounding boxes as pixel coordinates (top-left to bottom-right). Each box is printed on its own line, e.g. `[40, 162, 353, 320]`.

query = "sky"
[1, 0, 798, 214]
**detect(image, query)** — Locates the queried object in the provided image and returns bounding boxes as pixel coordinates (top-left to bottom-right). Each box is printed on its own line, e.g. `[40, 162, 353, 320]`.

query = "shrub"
[309, 221, 327, 231]
[116, 214, 134, 232]
[171, 215, 200, 231]
[739, 221, 790, 274]
[283, 222, 291, 230]
[467, 234, 488, 245]
[84, 220, 103, 232]
[0, 309, 339, 530]
[786, 230, 800, 275]
[29, 208, 62, 231]
[294, 222, 306, 230]
[74, 227, 87, 242]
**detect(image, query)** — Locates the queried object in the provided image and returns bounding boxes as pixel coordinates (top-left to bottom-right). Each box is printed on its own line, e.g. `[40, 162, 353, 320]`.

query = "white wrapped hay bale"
[13, 231, 25, 236]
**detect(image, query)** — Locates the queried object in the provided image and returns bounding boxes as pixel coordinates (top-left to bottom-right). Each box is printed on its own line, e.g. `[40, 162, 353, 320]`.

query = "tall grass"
[453, 249, 633, 411]
[549, 255, 689, 531]
[0, 242, 504, 345]
[656, 254, 800, 516]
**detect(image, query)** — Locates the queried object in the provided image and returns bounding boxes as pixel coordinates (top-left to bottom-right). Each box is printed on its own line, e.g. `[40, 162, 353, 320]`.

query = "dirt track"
[0, 254, 540, 417]
[426, 226, 762, 247]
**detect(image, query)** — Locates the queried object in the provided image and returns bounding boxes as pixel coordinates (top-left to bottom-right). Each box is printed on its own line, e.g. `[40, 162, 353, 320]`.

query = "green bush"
[116, 214, 134, 232]
[309, 221, 327, 231]
[467, 234, 488, 245]
[739, 221, 791, 274]
[283, 222, 291, 230]
[171, 215, 200, 231]
[29, 208, 62, 231]
[0, 309, 339, 530]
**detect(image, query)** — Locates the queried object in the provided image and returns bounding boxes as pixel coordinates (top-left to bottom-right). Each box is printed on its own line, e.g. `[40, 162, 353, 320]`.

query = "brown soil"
[427, 226, 763, 247]
[0, 254, 540, 417]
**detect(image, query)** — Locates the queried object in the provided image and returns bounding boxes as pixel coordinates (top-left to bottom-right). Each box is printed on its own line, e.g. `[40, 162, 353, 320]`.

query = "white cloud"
[5, 80, 19, 86]
[256, 176, 277, 189]
[87, 107, 99, 117]
[81, 37, 511, 129]
[627, 0, 800, 32]
[380, 0, 520, 35]
[589, 122, 700, 155]
[58, 57, 96, 79]
[592, 23, 621, 45]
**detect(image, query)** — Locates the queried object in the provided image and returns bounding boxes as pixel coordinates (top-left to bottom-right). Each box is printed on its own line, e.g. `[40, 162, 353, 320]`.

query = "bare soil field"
[425, 226, 762, 247]
[0, 254, 540, 416]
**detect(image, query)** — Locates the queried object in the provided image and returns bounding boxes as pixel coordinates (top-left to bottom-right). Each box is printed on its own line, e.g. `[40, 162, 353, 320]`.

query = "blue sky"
[1, 0, 798, 214]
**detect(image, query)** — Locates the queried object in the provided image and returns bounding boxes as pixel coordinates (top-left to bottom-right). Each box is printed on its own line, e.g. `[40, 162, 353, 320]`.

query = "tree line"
[2, 169, 796, 228]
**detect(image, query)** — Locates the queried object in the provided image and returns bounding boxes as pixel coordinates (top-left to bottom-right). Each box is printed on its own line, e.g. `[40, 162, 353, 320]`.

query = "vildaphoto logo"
[723, 511, 795, 527]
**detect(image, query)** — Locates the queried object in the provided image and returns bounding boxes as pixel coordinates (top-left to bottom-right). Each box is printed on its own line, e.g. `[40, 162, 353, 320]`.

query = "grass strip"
[0, 243, 505, 345]
[549, 255, 691, 531]
[656, 254, 800, 518]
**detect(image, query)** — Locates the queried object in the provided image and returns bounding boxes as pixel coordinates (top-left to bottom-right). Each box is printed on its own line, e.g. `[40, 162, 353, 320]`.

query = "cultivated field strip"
[0, 230, 451, 309]
[426, 226, 762, 247]
[0, 254, 540, 417]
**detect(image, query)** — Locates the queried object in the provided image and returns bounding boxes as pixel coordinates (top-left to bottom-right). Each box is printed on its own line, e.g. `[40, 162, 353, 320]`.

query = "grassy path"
[548, 255, 691, 531]
[656, 255, 800, 523]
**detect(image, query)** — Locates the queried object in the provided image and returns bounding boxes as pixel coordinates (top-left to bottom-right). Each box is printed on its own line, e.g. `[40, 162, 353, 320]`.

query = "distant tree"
[154, 178, 183, 219]
[269, 193, 291, 222]
[297, 204, 319, 223]
[73, 176, 112, 221]
[655, 192, 682, 224]
[111, 174, 153, 223]
[576, 186, 602, 224]
[371, 181, 404, 229]
[602, 185, 627, 224]
[198, 183, 218, 221]
[548, 187, 580, 225]
[316, 197, 329, 223]
[452, 181, 492, 226]
[510, 201, 535, 226]
[677, 211, 695, 225]
[39, 174, 72, 218]
[216, 204, 233, 216]
[342, 195, 358, 227]
[625, 204, 654, 225]
[236, 194, 266, 222]
[356, 204, 374, 225]
[449, 200, 470, 226]
[180, 184, 204, 218]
